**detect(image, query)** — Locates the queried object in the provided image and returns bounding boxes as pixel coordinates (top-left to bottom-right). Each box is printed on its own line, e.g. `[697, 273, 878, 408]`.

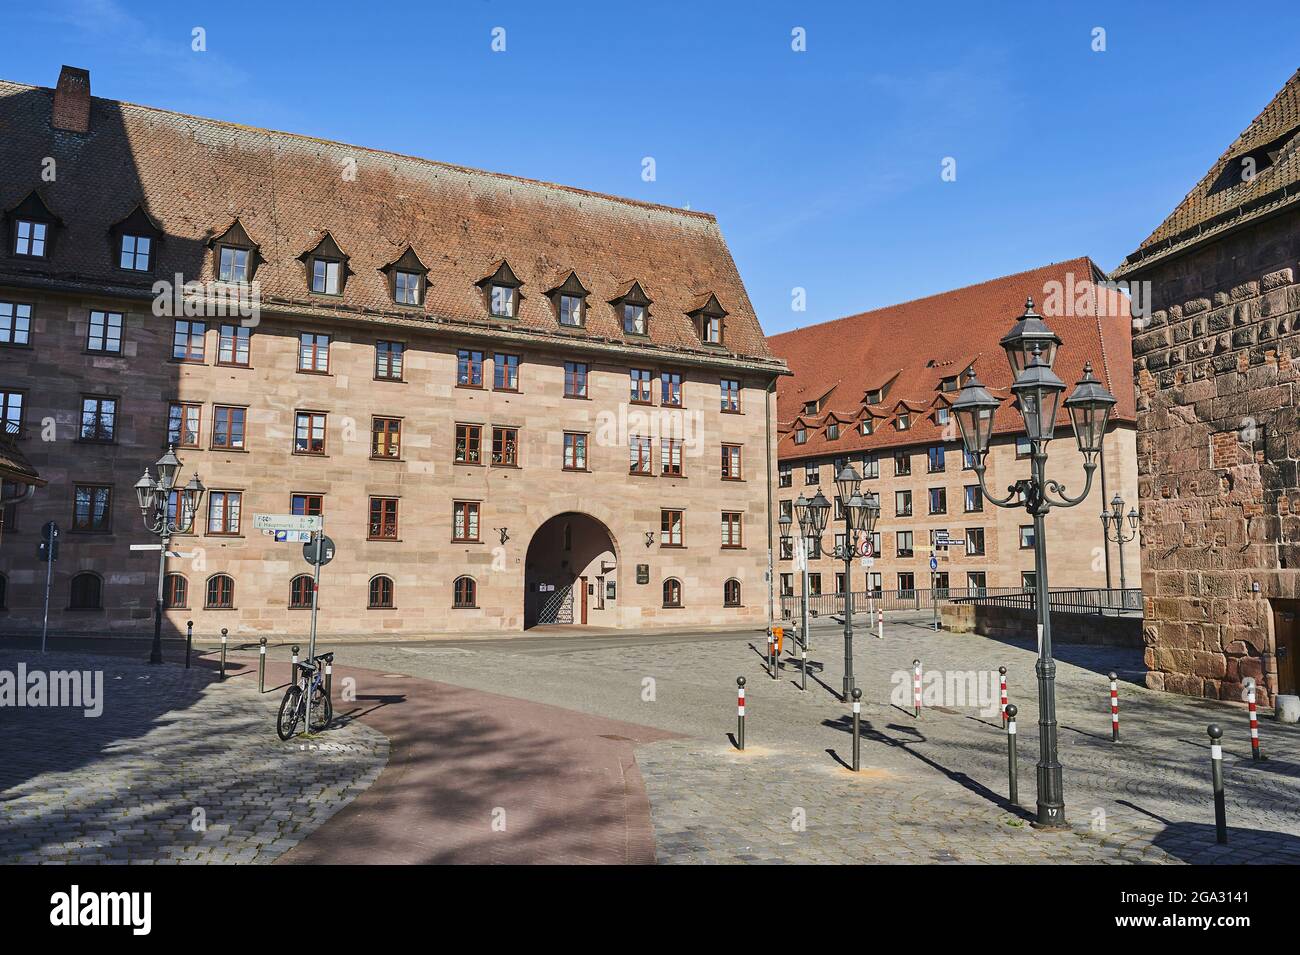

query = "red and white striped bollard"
[998, 666, 1008, 727]
[1109, 671, 1119, 742]
[912, 659, 922, 718]
[1247, 683, 1262, 761]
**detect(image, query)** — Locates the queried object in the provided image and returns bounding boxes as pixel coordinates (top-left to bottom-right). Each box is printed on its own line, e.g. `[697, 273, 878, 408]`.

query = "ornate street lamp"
[952, 298, 1116, 828]
[1100, 493, 1139, 594]
[136, 447, 205, 665]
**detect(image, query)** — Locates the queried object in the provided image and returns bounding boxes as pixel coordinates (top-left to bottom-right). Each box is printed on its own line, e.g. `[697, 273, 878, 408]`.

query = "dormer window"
[300, 232, 350, 297]
[936, 407, 951, 425]
[860, 419, 873, 436]
[219, 247, 250, 282]
[120, 235, 151, 271]
[865, 388, 883, 404]
[210, 218, 259, 284]
[14, 220, 47, 257]
[803, 400, 820, 415]
[610, 281, 652, 337]
[827, 423, 840, 440]
[794, 428, 807, 444]
[940, 376, 958, 393]
[896, 414, 911, 431]
[623, 303, 647, 335]
[380, 246, 429, 307]
[477, 260, 523, 319]
[5, 192, 61, 260]
[547, 271, 590, 327]
[688, 292, 728, 346]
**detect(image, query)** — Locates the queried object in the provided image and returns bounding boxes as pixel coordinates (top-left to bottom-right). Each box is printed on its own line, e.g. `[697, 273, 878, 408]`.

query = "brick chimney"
[52, 65, 91, 133]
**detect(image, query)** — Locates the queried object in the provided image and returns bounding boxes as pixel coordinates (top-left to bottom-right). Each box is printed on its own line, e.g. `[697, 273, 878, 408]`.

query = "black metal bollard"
[1109, 672, 1120, 742]
[219, 628, 228, 681]
[800, 639, 808, 693]
[185, 620, 193, 669]
[1208, 724, 1227, 844]
[324, 655, 333, 700]
[1006, 703, 1019, 804]
[769, 630, 778, 680]
[851, 688, 862, 772]
[291, 645, 300, 686]
[258, 637, 267, 693]
[736, 677, 746, 750]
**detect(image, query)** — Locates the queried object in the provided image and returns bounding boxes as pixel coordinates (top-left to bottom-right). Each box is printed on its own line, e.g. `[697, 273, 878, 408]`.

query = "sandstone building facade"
[0, 67, 787, 639]
[769, 259, 1139, 606]
[1115, 68, 1300, 706]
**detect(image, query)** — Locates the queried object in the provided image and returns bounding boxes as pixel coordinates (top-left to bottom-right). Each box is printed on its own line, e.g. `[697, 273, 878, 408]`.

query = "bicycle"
[276, 652, 334, 740]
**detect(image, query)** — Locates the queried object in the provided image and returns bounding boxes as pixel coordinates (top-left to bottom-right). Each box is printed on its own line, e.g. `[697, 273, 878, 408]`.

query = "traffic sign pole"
[40, 522, 58, 653]
[930, 554, 940, 631]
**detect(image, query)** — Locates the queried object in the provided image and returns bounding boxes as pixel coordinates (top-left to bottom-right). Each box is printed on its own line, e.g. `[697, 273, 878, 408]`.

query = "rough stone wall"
[1129, 207, 1300, 706]
[942, 602, 1142, 648]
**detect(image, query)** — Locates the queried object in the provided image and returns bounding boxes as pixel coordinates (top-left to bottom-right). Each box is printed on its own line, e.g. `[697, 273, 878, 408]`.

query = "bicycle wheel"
[277, 685, 303, 741]
[308, 682, 333, 732]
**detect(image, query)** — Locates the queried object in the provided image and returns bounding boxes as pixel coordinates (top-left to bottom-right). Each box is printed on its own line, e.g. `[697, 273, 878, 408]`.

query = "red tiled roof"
[0, 76, 779, 366]
[1114, 68, 1300, 277]
[770, 258, 1136, 462]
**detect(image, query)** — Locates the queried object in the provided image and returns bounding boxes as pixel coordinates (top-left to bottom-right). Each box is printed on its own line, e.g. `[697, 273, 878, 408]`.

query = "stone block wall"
[1128, 207, 1300, 706]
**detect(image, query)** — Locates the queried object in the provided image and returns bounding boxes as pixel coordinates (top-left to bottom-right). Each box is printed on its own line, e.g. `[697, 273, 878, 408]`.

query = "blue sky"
[2, 0, 1297, 334]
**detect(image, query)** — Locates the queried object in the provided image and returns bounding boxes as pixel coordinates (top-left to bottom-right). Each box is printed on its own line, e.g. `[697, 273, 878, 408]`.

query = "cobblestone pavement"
[321, 614, 1300, 864]
[0, 650, 387, 864]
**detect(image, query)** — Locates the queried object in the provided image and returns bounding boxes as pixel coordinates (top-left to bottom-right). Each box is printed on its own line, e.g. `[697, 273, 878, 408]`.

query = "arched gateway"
[524, 512, 618, 628]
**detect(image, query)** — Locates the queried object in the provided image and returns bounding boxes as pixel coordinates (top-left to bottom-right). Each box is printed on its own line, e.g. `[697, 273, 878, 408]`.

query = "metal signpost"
[302, 531, 334, 736]
[39, 521, 58, 653]
[930, 553, 940, 631]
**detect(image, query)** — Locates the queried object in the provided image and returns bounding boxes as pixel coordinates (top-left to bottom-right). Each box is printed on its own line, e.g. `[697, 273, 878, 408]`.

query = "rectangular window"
[494, 353, 519, 390]
[207, 490, 243, 535]
[622, 303, 647, 335]
[559, 294, 584, 327]
[780, 538, 794, 560]
[457, 349, 484, 387]
[87, 311, 123, 353]
[898, 572, 916, 593]
[72, 484, 112, 531]
[936, 407, 951, 425]
[721, 444, 742, 480]
[376, 341, 404, 380]
[455, 424, 482, 464]
[660, 509, 684, 547]
[453, 501, 480, 541]
[563, 432, 588, 471]
[372, 417, 401, 459]
[661, 371, 683, 407]
[298, 333, 330, 373]
[218, 324, 251, 366]
[1022, 571, 1037, 590]
[294, 412, 327, 455]
[1016, 436, 1033, 458]
[721, 378, 741, 412]
[630, 368, 653, 404]
[0, 302, 32, 346]
[721, 511, 743, 548]
[394, 270, 421, 305]
[1019, 525, 1035, 549]
[218, 246, 249, 283]
[928, 487, 947, 515]
[794, 429, 807, 444]
[966, 527, 986, 556]
[896, 414, 911, 431]
[292, 494, 323, 517]
[629, 435, 652, 475]
[490, 284, 515, 317]
[861, 454, 879, 479]
[967, 572, 987, 594]
[369, 497, 399, 540]
[702, 313, 722, 344]
[895, 490, 912, 517]
[835, 572, 846, 595]
[963, 449, 978, 470]
[167, 402, 201, 448]
[805, 463, 819, 485]
[119, 234, 151, 271]
[896, 531, 914, 558]
[312, 258, 341, 295]
[778, 463, 792, 488]
[491, 427, 519, 467]
[928, 446, 946, 473]
[78, 396, 117, 443]
[894, 452, 911, 476]
[964, 485, 983, 512]
[564, 362, 588, 398]
[172, 320, 206, 362]
[780, 574, 794, 597]
[14, 220, 47, 257]
[808, 573, 822, 596]
[867, 572, 883, 594]
[212, 405, 246, 450]
[869, 531, 882, 559]
[661, 438, 683, 477]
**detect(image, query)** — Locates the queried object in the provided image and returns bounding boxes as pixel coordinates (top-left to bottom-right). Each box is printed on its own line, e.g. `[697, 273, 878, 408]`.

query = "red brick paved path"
[228, 660, 676, 864]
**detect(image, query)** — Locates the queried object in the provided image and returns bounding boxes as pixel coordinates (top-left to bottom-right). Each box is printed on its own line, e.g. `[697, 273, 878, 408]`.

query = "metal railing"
[779, 586, 1143, 621]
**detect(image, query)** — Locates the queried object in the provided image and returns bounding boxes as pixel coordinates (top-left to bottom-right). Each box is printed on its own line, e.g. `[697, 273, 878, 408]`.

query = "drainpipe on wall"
[765, 377, 777, 625]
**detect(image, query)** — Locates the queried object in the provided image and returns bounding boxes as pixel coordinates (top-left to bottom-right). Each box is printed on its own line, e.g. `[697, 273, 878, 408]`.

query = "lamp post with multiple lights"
[951, 298, 1116, 827]
[778, 499, 814, 655]
[134, 447, 205, 666]
[1100, 493, 1139, 594]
